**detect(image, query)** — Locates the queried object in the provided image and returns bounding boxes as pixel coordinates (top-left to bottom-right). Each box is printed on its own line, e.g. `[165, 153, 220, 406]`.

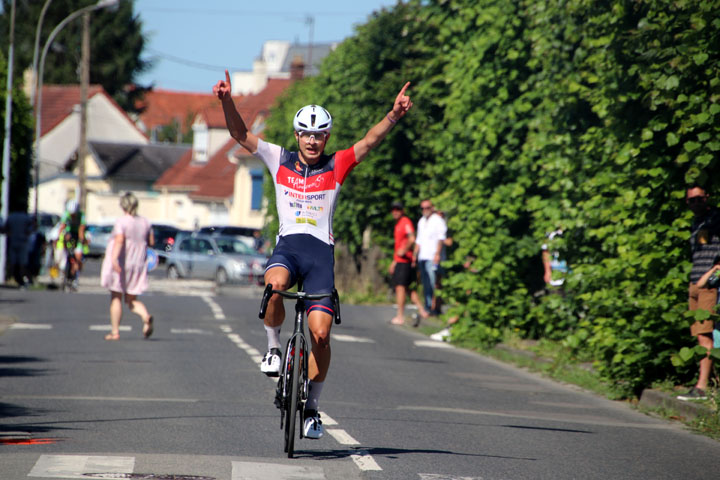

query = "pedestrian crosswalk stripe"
[327, 428, 360, 446]
[28, 454, 134, 478]
[414, 340, 453, 349]
[350, 451, 383, 471]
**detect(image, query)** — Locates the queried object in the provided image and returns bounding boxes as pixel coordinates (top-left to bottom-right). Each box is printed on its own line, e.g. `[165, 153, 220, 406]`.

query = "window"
[250, 169, 264, 211]
[192, 125, 208, 162]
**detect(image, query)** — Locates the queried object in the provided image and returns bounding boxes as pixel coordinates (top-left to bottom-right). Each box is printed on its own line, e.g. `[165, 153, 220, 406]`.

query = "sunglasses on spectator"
[421, 205, 433, 210]
[687, 196, 707, 204]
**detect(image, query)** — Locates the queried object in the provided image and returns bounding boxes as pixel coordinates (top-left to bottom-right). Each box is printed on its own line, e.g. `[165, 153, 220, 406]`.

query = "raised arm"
[353, 82, 413, 162]
[213, 69, 259, 153]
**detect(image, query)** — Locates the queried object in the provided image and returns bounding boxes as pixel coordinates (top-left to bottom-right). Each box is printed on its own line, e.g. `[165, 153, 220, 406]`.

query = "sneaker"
[303, 409, 324, 439]
[260, 348, 282, 377]
[430, 327, 451, 342]
[677, 387, 707, 401]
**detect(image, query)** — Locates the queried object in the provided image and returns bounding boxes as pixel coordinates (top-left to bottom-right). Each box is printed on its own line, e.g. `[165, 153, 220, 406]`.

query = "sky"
[134, 0, 401, 93]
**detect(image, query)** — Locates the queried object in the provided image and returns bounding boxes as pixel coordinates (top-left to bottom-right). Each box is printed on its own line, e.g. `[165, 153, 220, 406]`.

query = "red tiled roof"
[38, 84, 145, 138]
[153, 79, 294, 201]
[136, 89, 222, 133]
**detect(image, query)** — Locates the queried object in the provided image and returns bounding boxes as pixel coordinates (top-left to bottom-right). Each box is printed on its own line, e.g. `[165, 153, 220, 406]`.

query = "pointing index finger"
[225, 69, 231, 83]
[399, 81, 410, 97]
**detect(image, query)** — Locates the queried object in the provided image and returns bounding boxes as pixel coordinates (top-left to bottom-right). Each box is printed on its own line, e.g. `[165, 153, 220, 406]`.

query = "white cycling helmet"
[66, 199, 79, 212]
[293, 105, 332, 133]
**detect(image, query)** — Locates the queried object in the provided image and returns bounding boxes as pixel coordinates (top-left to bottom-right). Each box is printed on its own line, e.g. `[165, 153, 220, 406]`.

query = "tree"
[0, 51, 34, 213]
[0, 0, 152, 113]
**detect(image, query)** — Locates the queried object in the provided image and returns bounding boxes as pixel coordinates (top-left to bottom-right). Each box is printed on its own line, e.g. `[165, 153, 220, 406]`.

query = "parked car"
[35, 212, 60, 238]
[86, 223, 114, 257]
[198, 225, 259, 249]
[165, 234, 266, 285]
[151, 224, 187, 263]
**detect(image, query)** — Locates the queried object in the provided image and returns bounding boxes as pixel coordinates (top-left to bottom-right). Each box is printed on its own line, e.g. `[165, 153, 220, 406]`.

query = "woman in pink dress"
[100, 193, 155, 340]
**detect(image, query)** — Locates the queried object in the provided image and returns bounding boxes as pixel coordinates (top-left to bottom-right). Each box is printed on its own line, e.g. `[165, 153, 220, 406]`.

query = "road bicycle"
[60, 236, 80, 292]
[258, 281, 341, 458]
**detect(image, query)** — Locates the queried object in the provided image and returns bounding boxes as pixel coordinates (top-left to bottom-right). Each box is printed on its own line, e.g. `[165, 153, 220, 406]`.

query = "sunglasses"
[297, 131, 328, 142]
[687, 196, 707, 204]
[421, 205, 433, 210]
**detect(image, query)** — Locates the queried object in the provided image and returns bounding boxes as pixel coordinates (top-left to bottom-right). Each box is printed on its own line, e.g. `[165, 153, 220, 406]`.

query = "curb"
[638, 388, 713, 422]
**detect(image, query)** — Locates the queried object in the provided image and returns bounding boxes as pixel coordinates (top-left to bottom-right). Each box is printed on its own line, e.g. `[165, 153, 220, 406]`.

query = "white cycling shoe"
[260, 348, 281, 377]
[303, 410, 324, 439]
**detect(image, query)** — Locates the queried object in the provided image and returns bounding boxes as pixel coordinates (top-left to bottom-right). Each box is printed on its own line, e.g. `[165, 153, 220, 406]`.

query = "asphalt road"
[1, 263, 719, 479]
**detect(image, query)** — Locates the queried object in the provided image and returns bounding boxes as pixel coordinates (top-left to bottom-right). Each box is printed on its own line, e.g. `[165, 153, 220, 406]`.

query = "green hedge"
[263, 0, 720, 396]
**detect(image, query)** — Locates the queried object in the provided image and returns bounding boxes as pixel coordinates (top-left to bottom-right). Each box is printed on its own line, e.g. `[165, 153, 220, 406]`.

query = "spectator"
[3, 211, 33, 287]
[433, 210, 453, 314]
[677, 185, 720, 401]
[100, 193, 155, 341]
[389, 201, 428, 326]
[414, 199, 447, 315]
[542, 228, 568, 288]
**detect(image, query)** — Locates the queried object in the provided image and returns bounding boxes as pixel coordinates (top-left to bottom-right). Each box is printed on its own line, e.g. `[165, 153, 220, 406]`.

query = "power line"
[145, 48, 247, 72]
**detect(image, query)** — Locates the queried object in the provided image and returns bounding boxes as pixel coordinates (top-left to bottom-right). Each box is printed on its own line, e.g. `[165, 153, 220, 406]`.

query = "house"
[232, 40, 336, 95]
[30, 85, 187, 225]
[134, 89, 220, 143]
[153, 78, 294, 230]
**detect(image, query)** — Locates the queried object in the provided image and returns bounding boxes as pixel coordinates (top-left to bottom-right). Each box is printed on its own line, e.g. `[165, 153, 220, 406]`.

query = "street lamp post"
[32, 0, 118, 216]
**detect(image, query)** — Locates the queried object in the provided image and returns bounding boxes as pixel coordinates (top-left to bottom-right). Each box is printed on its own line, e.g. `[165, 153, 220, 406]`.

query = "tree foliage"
[267, 0, 719, 396]
[0, 0, 151, 112]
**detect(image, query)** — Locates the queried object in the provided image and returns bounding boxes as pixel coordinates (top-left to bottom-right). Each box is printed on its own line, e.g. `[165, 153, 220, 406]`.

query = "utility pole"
[77, 12, 90, 212]
[0, 0, 17, 284]
[305, 15, 314, 75]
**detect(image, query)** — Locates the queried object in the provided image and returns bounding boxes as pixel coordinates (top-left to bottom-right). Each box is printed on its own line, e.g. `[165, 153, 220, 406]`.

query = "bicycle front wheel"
[285, 339, 302, 458]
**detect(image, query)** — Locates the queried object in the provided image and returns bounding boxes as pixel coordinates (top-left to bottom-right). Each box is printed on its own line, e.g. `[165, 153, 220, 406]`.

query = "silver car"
[165, 234, 266, 285]
[86, 223, 115, 257]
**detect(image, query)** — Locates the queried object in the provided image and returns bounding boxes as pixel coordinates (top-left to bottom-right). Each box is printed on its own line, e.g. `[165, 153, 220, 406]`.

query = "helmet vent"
[310, 114, 316, 126]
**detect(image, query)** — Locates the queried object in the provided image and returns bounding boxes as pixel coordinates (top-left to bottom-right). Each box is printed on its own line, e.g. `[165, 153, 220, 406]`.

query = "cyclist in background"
[214, 70, 413, 440]
[56, 199, 87, 289]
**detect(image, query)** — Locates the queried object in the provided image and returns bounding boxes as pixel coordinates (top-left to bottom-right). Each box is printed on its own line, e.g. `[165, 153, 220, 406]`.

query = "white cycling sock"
[265, 325, 281, 350]
[306, 381, 324, 412]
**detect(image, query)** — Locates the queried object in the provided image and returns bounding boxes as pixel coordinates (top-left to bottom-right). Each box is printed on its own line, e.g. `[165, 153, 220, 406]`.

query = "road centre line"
[350, 451, 383, 472]
[327, 428, 360, 445]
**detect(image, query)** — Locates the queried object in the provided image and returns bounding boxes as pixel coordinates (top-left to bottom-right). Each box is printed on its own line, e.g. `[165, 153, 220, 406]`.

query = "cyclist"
[214, 70, 413, 439]
[56, 199, 87, 289]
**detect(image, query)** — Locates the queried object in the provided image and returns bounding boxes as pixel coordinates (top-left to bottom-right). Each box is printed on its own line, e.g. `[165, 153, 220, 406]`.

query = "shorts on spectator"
[392, 261, 415, 288]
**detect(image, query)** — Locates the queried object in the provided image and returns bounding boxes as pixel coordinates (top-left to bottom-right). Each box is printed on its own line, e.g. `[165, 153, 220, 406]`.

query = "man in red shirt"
[389, 201, 429, 326]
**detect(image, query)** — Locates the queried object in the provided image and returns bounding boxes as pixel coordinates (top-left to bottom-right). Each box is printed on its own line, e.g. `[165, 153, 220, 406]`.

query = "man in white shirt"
[413, 200, 447, 315]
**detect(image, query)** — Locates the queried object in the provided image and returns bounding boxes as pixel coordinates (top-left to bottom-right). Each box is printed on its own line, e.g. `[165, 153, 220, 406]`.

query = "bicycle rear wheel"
[284, 339, 302, 458]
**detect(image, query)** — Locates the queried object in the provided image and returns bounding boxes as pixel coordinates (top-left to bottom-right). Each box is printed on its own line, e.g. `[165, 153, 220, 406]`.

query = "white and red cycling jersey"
[254, 138, 359, 245]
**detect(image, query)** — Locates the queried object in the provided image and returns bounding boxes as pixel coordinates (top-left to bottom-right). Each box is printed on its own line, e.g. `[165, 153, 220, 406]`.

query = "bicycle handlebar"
[258, 284, 342, 325]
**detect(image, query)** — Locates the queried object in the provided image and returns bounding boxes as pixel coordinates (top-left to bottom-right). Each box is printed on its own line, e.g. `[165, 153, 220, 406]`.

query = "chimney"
[290, 55, 305, 80]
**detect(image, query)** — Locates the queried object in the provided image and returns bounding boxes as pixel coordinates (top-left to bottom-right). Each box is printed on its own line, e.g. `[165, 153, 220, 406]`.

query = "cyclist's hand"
[392, 82, 413, 120]
[213, 69, 232, 101]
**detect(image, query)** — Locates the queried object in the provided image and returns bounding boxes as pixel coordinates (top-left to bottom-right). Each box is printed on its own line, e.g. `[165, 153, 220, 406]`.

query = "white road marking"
[320, 411, 337, 425]
[201, 295, 226, 320]
[231, 461, 325, 479]
[3, 395, 198, 403]
[419, 475, 482, 480]
[333, 333, 374, 343]
[170, 328, 213, 335]
[29, 455, 134, 478]
[350, 451, 383, 471]
[10, 323, 52, 329]
[414, 340, 453, 348]
[327, 428, 360, 445]
[89, 325, 131, 332]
